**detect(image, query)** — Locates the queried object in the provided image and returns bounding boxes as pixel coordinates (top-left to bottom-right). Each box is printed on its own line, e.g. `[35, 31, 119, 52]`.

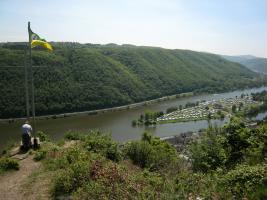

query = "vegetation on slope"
[223, 55, 267, 73]
[0, 157, 19, 174]
[22, 116, 266, 200]
[0, 42, 262, 118]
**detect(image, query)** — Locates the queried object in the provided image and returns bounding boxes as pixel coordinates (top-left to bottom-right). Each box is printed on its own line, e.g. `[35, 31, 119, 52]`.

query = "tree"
[232, 104, 237, 113]
[207, 112, 212, 119]
[189, 130, 227, 172]
[239, 102, 244, 111]
[132, 120, 137, 126]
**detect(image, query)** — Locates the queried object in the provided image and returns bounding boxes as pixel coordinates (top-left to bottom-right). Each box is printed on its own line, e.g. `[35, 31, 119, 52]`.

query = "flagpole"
[24, 49, 30, 120]
[28, 21, 36, 138]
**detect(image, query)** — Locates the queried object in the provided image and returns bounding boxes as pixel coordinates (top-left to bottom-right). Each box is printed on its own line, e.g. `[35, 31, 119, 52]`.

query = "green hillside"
[241, 58, 267, 73]
[0, 42, 262, 118]
[223, 55, 267, 73]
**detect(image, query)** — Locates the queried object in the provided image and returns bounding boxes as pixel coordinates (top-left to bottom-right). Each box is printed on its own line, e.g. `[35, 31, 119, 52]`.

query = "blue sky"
[0, 0, 267, 57]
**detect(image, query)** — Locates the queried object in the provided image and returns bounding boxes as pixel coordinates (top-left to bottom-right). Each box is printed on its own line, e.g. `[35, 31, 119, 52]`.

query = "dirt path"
[0, 155, 50, 200]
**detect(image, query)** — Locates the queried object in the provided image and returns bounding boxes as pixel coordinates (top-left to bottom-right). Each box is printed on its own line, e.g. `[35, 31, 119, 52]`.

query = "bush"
[132, 120, 137, 126]
[125, 141, 153, 168]
[64, 131, 84, 140]
[166, 106, 178, 114]
[125, 133, 178, 170]
[220, 164, 267, 199]
[0, 157, 19, 173]
[188, 130, 227, 173]
[72, 162, 172, 200]
[83, 132, 122, 162]
[34, 150, 47, 161]
[37, 131, 50, 142]
[1, 141, 16, 155]
[33, 142, 60, 162]
[52, 160, 92, 197]
[245, 125, 267, 164]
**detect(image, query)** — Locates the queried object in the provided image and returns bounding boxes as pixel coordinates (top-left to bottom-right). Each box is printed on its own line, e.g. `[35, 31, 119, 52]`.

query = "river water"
[1, 86, 267, 150]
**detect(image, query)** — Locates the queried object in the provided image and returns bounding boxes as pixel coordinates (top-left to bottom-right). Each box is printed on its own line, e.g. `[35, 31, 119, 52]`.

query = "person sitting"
[21, 120, 32, 150]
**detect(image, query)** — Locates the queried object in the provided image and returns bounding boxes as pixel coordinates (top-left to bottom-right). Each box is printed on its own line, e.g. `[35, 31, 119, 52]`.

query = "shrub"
[64, 131, 84, 140]
[52, 169, 76, 196]
[51, 149, 93, 197]
[72, 162, 167, 200]
[0, 157, 19, 173]
[166, 106, 178, 114]
[220, 164, 267, 199]
[245, 125, 267, 164]
[125, 133, 178, 170]
[1, 141, 16, 155]
[189, 130, 227, 173]
[132, 120, 137, 126]
[37, 131, 50, 142]
[84, 132, 122, 162]
[34, 149, 47, 161]
[125, 141, 153, 168]
[34, 142, 60, 162]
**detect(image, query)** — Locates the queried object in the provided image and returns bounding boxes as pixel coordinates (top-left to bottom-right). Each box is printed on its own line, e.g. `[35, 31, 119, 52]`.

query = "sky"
[0, 0, 267, 57]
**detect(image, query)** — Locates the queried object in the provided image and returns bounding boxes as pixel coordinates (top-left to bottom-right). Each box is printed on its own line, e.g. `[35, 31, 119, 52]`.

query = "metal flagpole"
[28, 21, 36, 138]
[24, 49, 30, 120]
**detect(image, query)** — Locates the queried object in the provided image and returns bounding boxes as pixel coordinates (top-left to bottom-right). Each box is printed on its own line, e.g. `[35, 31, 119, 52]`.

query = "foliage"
[220, 164, 267, 199]
[34, 141, 59, 161]
[83, 131, 122, 162]
[64, 131, 84, 140]
[37, 131, 50, 142]
[244, 124, 267, 164]
[0, 43, 262, 118]
[223, 55, 267, 74]
[166, 106, 178, 114]
[243, 90, 267, 117]
[124, 132, 178, 170]
[232, 104, 237, 113]
[134, 110, 163, 126]
[32, 122, 267, 199]
[34, 149, 47, 161]
[1, 140, 16, 155]
[174, 170, 231, 199]
[189, 130, 227, 172]
[48, 141, 176, 199]
[51, 150, 92, 197]
[189, 116, 267, 169]
[0, 157, 19, 173]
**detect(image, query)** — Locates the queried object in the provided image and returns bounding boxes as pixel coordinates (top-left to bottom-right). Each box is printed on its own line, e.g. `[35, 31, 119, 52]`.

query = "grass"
[0, 157, 19, 174]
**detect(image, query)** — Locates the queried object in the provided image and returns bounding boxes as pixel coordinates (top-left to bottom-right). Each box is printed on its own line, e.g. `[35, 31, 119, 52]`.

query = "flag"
[29, 28, 53, 51]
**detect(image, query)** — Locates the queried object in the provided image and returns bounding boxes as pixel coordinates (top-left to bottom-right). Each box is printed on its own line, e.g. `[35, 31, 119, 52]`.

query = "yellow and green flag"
[29, 28, 53, 51]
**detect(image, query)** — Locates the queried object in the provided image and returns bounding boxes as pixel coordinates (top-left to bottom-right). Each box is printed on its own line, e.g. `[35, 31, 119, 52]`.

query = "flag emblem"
[29, 28, 53, 51]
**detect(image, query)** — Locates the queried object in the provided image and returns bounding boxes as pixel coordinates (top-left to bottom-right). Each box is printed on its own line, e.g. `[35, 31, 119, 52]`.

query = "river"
[1, 86, 267, 150]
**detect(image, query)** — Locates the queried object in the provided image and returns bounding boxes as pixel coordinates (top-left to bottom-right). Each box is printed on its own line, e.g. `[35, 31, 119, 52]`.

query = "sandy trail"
[0, 155, 50, 200]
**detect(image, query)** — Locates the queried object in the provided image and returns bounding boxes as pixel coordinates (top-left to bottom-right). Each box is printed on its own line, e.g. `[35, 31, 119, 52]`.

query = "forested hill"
[223, 55, 267, 74]
[0, 42, 262, 118]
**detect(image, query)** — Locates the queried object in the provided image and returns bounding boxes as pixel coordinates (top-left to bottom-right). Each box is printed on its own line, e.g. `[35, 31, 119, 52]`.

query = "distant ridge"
[222, 55, 267, 74]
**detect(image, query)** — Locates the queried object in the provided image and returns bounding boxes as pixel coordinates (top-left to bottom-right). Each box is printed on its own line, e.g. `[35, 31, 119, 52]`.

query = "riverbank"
[2, 86, 266, 124]
[0, 91, 194, 123]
